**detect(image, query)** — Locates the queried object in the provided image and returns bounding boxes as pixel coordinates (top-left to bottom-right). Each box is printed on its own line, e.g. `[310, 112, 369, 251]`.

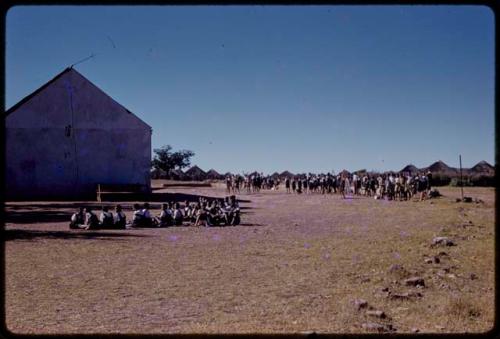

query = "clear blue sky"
[6, 5, 495, 174]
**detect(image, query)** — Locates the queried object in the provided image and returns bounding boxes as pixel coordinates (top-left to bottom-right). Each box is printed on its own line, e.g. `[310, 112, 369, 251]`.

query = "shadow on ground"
[98, 192, 252, 204]
[6, 192, 251, 208]
[3, 229, 151, 241]
[5, 210, 73, 224]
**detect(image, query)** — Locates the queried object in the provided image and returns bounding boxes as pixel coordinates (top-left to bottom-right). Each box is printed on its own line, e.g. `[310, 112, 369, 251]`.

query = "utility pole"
[459, 154, 464, 201]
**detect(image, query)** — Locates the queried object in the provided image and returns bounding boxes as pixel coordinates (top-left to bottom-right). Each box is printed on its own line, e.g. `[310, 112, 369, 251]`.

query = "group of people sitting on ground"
[69, 205, 126, 230]
[69, 196, 241, 230]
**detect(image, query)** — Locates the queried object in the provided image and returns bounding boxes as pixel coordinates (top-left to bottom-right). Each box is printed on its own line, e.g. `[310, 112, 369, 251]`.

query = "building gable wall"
[6, 68, 152, 199]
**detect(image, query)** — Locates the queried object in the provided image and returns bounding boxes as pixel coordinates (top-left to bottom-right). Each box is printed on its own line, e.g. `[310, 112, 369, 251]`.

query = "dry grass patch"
[4, 185, 495, 334]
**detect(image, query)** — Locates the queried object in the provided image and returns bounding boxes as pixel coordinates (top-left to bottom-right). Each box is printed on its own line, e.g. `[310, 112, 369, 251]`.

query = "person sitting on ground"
[228, 195, 241, 226]
[114, 205, 126, 229]
[84, 207, 100, 230]
[183, 200, 191, 218]
[99, 206, 115, 229]
[69, 207, 85, 229]
[223, 196, 231, 209]
[142, 202, 156, 227]
[207, 200, 221, 226]
[173, 202, 184, 226]
[195, 202, 210, 227]
[183, 203, 193, 225]
[132, 203, 145, 227]
[158, 203, 173, 227]
[221, 196, 238, 226]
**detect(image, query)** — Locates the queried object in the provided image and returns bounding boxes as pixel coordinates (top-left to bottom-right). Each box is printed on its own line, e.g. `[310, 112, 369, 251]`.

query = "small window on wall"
[65, 125, 72, 137]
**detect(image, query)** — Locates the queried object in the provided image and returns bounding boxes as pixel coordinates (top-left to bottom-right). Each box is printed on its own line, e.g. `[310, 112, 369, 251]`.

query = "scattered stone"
[433, 256, 441, 264]
[381, 287, 390, 292]
[435, 325, 446, 330]
[439, 283, 450, 289]
[438, 226, 449, 233]
[424, 258, 433, 264]
[463, 197, 473, 203]
[404, 277, 425, 287]
[389, 293, 409, 300]
[366, 310, 386, 319]
[408, 291, 423, 298]
[432, 237, 455, 246]
[438, 251, 449, 257]
[354, 298, 368, 310]
[447, 274, 457, 279]
[394, 306, 409, 313]
[362, 322, 393, 332]
[388, 264, 403, 272]
[390, 291, 423, 300]
[411, 328, 420, 333]
[469, 273, 478, 280]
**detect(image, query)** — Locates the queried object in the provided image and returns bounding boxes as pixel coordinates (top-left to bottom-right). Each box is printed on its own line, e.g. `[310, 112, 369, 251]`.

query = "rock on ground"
[432, 237, 455, 246]
[354, 298, 368, 310]
[362, 322, 394, 332]
[404, 277, 425, 287]
[366, 310, 386, 319]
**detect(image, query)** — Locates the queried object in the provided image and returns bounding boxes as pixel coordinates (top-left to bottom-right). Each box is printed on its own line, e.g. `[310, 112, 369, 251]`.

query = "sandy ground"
[4, 184, 495, 334]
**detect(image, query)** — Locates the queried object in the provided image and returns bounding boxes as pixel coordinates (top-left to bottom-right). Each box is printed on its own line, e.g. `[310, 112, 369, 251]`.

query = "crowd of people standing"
[225, 171, 434, 202]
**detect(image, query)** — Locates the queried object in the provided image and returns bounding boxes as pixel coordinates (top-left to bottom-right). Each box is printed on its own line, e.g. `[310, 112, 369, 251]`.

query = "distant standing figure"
[426, 170, 433, 193]
[344, 176, 351, 196]
[419, 174, 428, 201]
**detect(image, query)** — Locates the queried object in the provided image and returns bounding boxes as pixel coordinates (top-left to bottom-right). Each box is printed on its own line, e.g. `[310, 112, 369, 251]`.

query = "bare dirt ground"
[4, 183, 495, 334]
